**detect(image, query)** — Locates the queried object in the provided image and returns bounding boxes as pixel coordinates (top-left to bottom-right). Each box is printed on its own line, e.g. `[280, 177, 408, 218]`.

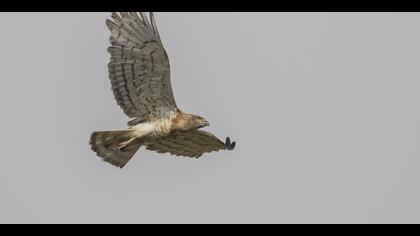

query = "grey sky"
[1, 12, 420, 223]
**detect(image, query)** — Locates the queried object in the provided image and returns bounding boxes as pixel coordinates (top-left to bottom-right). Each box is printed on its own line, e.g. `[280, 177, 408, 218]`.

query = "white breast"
[130, 122, 157, 138]
[130, 119, 172, 138]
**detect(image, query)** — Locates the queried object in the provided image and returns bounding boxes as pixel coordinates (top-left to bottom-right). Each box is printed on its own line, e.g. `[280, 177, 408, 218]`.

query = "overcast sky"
[1, 12, 420, 223]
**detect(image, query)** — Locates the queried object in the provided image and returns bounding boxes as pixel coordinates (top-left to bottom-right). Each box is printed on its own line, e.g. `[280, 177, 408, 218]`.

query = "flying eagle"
[90, 12, 236, 168]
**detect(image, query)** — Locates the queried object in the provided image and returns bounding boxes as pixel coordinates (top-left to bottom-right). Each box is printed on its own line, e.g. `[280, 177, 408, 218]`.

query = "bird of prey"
[90, 12, 236, 168]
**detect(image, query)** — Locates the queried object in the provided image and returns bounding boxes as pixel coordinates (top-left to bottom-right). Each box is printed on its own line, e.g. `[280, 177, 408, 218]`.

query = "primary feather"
[106, 12, 176, 120]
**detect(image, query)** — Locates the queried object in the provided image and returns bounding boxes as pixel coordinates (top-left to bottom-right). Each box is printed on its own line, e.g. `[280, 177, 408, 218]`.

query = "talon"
[118, 137, 136, 150]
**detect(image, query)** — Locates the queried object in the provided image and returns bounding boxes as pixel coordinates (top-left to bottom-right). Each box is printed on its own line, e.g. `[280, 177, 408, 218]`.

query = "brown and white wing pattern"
[145, 130, 236, 158]
[106, 12, 177, 120]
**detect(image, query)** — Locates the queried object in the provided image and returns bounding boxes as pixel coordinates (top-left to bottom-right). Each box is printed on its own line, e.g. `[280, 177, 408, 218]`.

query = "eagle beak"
[204, 121, 210, 127]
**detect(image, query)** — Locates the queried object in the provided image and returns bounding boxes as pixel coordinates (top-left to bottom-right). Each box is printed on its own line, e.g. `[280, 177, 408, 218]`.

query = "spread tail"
[89, 130, 141, 168]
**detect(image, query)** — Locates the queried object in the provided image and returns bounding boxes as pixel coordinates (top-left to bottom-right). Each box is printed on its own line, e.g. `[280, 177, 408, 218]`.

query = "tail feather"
[89, 130, 141, 168]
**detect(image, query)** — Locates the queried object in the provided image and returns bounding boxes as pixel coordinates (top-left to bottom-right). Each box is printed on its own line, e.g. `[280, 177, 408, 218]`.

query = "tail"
[89, 130, 141, 168]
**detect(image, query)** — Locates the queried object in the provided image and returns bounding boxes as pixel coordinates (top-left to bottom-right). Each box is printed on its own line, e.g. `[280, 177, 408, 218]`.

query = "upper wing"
[145, 130, 236, 158]
[106, 12, 177, 120]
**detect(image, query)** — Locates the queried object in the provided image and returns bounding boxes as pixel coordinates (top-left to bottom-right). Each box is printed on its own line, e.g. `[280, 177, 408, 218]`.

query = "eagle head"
[174, 112, 209, 131]
[194, 116, 210, 129]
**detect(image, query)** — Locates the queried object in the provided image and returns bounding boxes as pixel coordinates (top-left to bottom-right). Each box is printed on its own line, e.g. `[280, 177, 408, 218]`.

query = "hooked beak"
[203, 121, 210, 127]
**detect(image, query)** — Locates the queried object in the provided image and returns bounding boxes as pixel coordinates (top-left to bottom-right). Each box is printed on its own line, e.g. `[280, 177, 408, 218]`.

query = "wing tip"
[224, 137, 236, 151]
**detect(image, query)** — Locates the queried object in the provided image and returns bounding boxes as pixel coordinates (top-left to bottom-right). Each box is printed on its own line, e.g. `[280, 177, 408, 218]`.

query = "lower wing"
[145, 130, 236, 158]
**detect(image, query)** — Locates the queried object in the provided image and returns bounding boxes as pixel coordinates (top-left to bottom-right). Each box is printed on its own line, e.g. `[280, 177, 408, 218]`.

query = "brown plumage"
[90, 12, 235, 168]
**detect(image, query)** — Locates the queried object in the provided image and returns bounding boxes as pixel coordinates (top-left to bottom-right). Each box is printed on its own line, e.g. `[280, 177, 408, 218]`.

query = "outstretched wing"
[106, 12, 177, 120]
[145, 130, 236, 158]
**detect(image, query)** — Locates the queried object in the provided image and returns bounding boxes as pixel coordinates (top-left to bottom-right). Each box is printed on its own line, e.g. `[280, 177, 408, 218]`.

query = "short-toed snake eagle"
[90, 12, 236, 168]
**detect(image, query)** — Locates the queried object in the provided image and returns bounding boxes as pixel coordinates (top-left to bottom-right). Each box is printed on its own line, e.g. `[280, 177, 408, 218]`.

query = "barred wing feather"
[106, 12, 177, 120]
[145, 130, 236, 158]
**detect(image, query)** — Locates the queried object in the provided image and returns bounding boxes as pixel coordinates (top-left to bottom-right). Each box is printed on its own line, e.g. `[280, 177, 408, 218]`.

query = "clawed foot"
[118, 137, 136, 151]
[224, 137, 236, 151]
